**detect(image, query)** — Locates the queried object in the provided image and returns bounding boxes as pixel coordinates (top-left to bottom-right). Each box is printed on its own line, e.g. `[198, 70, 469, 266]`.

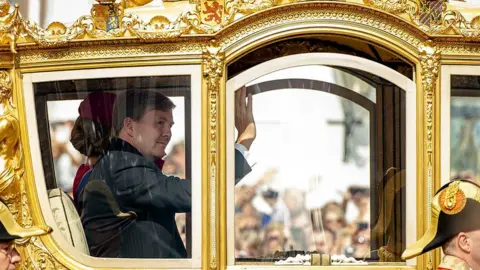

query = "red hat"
[78, 92, 117, 127]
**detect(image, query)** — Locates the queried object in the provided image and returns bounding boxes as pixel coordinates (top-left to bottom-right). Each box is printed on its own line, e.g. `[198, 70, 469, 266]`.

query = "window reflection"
[35, 76, 192, 259]
[450, 75, 480, 185]
[233, 65, 406, 263]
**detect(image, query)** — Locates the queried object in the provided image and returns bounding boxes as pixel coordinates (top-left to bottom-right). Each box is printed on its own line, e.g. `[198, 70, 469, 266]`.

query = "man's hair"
[112, 89, 176, 135]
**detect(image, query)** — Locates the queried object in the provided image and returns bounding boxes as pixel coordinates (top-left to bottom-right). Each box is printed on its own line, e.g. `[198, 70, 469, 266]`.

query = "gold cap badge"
[439, 181, 466, 215]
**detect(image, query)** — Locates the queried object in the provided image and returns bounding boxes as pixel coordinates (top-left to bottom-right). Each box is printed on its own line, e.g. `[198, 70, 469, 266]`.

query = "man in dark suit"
[78, 87, 256, 258]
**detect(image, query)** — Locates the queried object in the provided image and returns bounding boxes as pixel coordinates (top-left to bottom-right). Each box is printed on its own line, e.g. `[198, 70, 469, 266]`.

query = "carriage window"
[233, 65, 407, 264]
[450, 75, 480, 185]
[34, 76, 192, 259]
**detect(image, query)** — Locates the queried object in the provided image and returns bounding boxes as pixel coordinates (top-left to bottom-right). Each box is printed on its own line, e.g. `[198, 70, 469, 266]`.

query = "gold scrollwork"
[419, 41, 440, 270]
[0, 0, 284, 50]
[123, 0, 154, 8]
[0, 0, 477, 49]
[219, 3, 423, 54]
[0, 70, 24, 218]
[0, 69, 59, 269]
[363, 0, 418, 16]
[17, 237, 66, 270]
[419, 42, 439, 156]
[363, 0, 480, 38]
[0, 3, 23, 53]
[203, 40, 224, 270]
[224, 0, 280, 24]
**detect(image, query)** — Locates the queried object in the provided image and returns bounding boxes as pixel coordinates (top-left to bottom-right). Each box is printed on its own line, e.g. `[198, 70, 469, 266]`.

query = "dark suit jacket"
[78, 138, 251, 258]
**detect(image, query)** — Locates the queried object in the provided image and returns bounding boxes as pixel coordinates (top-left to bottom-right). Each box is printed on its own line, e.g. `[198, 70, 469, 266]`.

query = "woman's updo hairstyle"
[70, 92, 117, 157]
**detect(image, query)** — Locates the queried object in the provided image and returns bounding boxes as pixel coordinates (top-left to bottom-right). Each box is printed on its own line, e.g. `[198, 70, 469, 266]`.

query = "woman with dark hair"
[70, 92, 117, 205]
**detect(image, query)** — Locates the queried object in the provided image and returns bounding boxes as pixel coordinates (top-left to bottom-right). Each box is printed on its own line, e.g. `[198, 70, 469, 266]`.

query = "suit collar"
[110, 138, 143, 157]
[439, 255, 471, 270]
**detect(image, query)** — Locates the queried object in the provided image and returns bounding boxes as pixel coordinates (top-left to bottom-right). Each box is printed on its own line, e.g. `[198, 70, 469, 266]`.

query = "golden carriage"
[0, 0, 479, 268]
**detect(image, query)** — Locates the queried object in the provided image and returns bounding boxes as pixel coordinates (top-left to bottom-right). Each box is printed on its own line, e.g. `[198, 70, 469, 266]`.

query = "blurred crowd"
[51, 121, 83, 198]
[451, 170, 480, 185]
[234, 169, 371, 260]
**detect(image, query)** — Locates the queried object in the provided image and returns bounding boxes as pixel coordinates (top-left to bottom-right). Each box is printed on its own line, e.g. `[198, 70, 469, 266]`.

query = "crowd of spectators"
[234, 169, 371, 260]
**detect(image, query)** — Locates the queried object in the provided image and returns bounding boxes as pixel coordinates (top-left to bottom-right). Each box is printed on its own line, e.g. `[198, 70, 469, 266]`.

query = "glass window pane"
[233, 65, 407, 263]
[34, 76, 192, 259]
[450, 75, 480, 184]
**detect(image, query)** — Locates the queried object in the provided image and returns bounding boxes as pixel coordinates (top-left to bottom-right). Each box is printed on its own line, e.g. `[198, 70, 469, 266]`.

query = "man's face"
[131, 109, 173, 160]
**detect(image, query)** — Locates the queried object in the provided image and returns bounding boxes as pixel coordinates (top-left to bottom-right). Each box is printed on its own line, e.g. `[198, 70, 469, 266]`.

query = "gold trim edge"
[0, 0, 478, 52]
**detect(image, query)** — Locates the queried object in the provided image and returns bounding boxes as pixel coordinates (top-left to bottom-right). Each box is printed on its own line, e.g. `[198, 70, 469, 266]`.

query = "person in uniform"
[0, 199, 51, 270]
[402, 180, 480, 270]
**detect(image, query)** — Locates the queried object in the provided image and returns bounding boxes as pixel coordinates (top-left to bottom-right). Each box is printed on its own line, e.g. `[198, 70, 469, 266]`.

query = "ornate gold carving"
[0, 0, 476, 49]
[443, 181, 460, 209]
[0, 0, 281, 49]
[378, 246, 397, 262]
[200, 0, 225, 26]
[149, 16, 172, 30]
[438, 43, 480, 55]
[439, 182, 466, 215]
[436, 11, 480, 37]
[19, 42, 203, 64]
[16, 237, 67, 270]
[0, 70, 24, 219]
[0, 0, 10, 18]
[220, 3, 423, 51]
[0, 200, 49, 239]
[229, 0, 279, 14]
[419, 41, 440, 270]
[45, 22, 67, 36]
[363, 0, 418, 15]
[91, 2, 123, 31]
[362, 0, 480, 38]
[0, 4, 23, 53]
[419, 42, 439, 154]
[122, 0, 154, 8]
[203, 40, 224, 270]
[0, 69, 61, 269]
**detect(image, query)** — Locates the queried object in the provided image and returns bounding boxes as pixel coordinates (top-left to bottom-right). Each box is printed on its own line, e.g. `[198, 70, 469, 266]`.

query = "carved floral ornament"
[0, 0, 476, 52]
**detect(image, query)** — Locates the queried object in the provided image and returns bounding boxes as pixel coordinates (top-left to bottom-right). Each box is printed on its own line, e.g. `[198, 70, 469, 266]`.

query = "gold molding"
[418, 41, 440, 270]
[0, 0, 282, 52]
[218, 2, 425, 59]
[16, 237, 67, 270]
[202, 40, 225, 270]
[0, 0, 479, 53]
[364, 0, 418, 15]
[18, 42, 204, 66]
[0, 68, 61, 269]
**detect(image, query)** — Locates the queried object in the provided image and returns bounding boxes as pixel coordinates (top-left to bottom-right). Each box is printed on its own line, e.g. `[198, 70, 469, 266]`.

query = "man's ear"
[123, 118, 135, 137]
[457, 232, 472, 253]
